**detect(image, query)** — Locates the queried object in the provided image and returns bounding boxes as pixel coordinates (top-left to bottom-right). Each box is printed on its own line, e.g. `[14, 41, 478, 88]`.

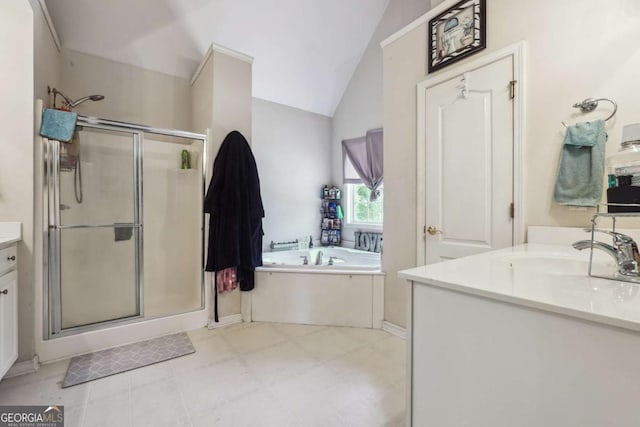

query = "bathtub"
[245, 247, 384, 328]
[261, 247, 381, 271]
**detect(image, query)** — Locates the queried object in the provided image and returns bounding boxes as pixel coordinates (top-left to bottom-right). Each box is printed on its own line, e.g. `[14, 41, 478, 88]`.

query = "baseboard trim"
[382, 321, 407, 339]
[4, 355, 39, 379]
[207, 314, 243, 330]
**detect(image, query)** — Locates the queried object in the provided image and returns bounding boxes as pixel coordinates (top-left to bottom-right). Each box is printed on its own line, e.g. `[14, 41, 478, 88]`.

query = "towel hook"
[562, 97, 618, 128]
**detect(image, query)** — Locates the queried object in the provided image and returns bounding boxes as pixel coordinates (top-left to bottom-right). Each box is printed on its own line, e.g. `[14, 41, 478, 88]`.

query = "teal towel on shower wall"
[553, 119, 606, 207]
[39, 108, 78, 142]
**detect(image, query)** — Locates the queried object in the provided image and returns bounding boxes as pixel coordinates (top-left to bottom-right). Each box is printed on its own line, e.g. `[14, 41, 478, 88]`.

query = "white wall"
[331, 0, 430, 246]
[253, 98, 332, 250]
[0, 1, 34, 363]
[383, 0, 640, 327]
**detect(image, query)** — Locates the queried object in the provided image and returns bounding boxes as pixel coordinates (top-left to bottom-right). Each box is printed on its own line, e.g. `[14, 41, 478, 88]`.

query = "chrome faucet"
[573, 229, 640, 277]
[315, 250, 323, 265]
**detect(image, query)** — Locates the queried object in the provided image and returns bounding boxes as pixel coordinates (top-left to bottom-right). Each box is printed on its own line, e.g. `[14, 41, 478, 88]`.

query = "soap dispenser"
[606, 124, 640, 212]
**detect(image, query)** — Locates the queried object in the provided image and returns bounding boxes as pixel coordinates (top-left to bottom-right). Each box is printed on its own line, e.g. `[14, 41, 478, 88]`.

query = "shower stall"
[43, 115, 207, 339]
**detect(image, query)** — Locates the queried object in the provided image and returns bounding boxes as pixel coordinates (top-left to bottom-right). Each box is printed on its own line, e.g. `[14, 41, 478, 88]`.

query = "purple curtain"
[342, 128, 383, 201]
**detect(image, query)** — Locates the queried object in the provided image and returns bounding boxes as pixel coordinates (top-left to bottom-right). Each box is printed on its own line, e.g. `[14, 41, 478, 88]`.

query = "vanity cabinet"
[400, 244, 640, 427]
[0, 245, 17, 380]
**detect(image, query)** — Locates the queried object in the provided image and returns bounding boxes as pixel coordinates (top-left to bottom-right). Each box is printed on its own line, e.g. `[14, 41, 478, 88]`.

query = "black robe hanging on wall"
[204, 131, 264, 302]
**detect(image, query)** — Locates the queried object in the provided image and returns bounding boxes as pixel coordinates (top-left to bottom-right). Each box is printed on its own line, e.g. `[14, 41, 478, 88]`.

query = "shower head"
[69, 94, 105, 108]
[49, 87, 105, 110]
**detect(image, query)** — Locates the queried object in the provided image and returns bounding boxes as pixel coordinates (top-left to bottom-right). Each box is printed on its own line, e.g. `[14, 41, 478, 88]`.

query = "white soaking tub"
[261, 247, 381, 272]
[246, 247, 384, 328]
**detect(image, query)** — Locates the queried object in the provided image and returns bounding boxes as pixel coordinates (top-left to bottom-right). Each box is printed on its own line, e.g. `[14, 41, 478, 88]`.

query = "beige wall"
[61, 49, 191, 130]
[192, 48, 253, 319]
[211, 51, 253, 151]
[0, 1, 34, 363]
[383, 0, 640, 327]
[32, 3, 61, 105]
[383, 26, 426, 327]
[31, 0, 62, 363]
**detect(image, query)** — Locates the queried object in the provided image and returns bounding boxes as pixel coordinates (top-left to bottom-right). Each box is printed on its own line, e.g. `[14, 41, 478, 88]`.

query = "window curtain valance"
[342, 128, 383, 201]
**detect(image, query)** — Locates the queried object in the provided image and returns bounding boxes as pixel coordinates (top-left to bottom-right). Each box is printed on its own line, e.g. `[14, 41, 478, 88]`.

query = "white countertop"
[399, 244, 640, 333]
[0, 222, 21, 249]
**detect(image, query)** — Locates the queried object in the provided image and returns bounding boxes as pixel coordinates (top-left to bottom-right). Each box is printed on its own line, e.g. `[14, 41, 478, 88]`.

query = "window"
[342, 128, 383, 227]
[346, 183, 383, 225]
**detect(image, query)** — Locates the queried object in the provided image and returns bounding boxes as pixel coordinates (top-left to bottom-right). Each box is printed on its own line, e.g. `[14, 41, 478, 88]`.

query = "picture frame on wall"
[427, 0, 486, 73]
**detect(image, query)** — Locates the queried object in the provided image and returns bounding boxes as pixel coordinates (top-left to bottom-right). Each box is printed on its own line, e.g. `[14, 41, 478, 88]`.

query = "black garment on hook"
[204, 131, 264, 320]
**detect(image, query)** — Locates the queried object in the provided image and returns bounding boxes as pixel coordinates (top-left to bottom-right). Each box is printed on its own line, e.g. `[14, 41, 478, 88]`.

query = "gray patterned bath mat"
[62, 332, 195, 388]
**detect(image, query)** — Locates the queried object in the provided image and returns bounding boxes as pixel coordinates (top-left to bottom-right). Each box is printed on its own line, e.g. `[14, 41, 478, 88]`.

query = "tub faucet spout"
[315, 251, 323, 265]
[573, 229, 640, 277]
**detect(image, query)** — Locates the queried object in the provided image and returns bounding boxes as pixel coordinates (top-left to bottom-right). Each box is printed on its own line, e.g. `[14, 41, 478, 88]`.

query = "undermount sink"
[493, 251, 616, 277]
[508, 257, 594, 275]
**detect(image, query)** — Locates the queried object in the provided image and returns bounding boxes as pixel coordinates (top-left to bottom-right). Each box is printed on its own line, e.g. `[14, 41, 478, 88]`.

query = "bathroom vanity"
[0, 222, 20, 380]
[399, 244, 640, 427]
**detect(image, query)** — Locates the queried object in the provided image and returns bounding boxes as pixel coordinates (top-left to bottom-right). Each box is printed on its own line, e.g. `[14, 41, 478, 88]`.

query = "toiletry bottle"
[181, 150, 191, 169]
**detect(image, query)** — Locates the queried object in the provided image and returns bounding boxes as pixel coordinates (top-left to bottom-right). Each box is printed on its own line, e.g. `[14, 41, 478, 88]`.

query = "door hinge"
[509, 202, 515, 219]
[423, 225, 426, 235]
[509, 80, 517, 100]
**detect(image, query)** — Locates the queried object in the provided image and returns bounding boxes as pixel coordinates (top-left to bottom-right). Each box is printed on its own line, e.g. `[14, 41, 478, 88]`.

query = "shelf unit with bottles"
[320, 185, 342, 246]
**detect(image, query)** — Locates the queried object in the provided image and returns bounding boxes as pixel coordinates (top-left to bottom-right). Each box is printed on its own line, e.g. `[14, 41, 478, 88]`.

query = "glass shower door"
[48, 126, 143, 335]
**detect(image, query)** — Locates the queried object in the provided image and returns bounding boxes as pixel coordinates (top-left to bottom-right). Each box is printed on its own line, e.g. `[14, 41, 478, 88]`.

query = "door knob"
[0, 289, 7, 295]
[7, 256, 15, 261]
[426, 226, 443, 235]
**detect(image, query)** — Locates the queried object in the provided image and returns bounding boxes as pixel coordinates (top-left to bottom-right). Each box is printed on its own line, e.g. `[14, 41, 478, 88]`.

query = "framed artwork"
[427, 0, 486, 73]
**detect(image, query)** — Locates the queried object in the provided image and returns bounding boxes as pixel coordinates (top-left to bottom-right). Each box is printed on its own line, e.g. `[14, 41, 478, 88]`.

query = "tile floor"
[0, 322, 406, 427]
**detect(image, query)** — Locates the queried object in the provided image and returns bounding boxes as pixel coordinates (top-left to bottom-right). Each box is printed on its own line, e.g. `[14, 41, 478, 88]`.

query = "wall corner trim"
[207, 314, 243, 330]
[4, 355, 40, 379]
[37, 0, 61, 52]
[210, 43, 254, 64]
[190, 45, 213, 85]
[191, 43, 254, 85]
[380, 0, 461, 49]
[382, 321, 407, 339]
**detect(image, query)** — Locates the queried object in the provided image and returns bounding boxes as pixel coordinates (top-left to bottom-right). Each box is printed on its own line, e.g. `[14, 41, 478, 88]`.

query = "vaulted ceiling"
[44, 0, 390, 116]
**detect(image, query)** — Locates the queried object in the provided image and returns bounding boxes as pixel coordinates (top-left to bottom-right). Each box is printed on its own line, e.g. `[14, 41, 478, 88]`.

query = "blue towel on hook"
[39, 108, 77, 142]
[553, 120, 606, 207]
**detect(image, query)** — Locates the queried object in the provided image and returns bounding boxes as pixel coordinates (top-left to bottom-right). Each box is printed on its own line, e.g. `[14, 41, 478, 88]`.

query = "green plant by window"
[348, 183, 383, 225]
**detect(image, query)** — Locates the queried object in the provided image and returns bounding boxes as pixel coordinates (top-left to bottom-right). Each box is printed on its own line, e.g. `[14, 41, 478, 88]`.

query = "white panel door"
[424, 56, 514, 263]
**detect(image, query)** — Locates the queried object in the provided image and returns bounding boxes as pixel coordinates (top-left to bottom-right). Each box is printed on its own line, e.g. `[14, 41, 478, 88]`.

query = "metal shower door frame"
[43, 116, 208, 340]
[44, 124, 144, 338]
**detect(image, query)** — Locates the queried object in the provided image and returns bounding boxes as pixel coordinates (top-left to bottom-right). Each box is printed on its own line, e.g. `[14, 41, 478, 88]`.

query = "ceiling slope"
[44, 0, 390, 116]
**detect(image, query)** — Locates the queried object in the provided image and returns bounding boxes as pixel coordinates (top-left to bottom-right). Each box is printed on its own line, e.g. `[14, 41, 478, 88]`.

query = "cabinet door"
[0, 270, 18, 379]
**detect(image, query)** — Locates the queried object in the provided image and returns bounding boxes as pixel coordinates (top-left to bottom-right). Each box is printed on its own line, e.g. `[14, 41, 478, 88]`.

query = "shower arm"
[49, 87, 73, 109]
[47, 86, 105, 109]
